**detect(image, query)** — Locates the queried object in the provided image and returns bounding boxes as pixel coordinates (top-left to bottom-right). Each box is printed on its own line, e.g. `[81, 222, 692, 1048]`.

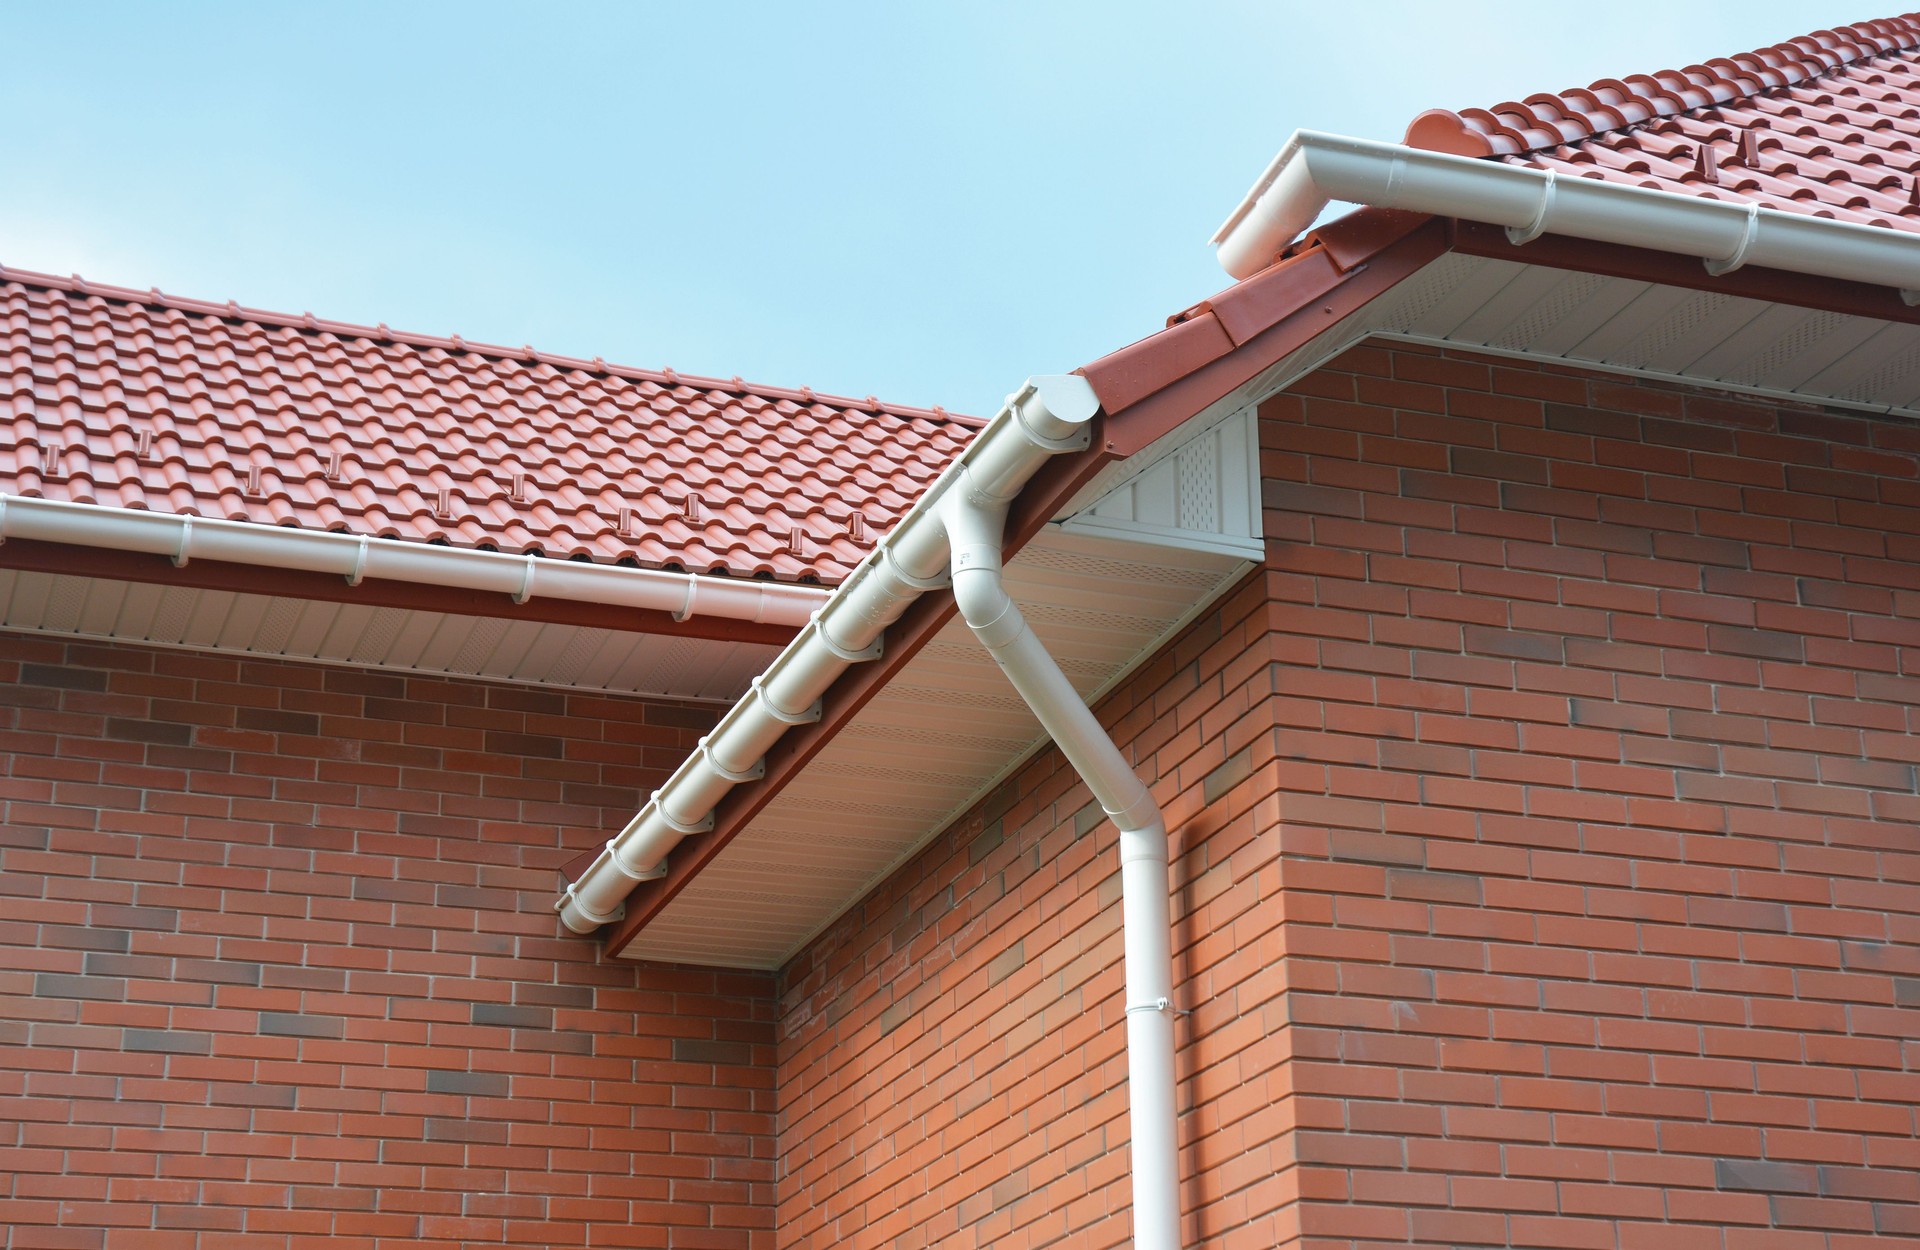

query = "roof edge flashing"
[1212, 130, 1920, 301]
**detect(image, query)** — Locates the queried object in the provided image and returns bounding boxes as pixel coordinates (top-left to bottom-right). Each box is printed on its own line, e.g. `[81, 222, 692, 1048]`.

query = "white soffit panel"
[0, 568, 775, 701]
[628, 527, 1251, 968]
[1359, 253, 1920, 417]
[1061, 405, 1263, 560]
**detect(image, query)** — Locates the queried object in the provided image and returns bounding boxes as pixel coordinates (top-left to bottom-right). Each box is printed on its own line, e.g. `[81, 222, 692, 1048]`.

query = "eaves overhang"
[575, 215, 1450, 962]
[580, 125, 1920, 964]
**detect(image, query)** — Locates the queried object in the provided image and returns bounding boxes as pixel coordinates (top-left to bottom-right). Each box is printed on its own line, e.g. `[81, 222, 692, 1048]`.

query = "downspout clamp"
[1212, 129, 1920, 302]
[943, 458, 1183, 1250]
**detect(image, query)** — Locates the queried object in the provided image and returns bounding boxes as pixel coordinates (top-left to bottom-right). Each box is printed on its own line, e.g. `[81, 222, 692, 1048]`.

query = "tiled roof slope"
[1405, 14, 1920, 233]
[0, 266, 981, 584]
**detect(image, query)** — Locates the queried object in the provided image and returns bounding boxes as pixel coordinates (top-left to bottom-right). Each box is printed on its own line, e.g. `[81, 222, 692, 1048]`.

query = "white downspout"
[943, 470, 1182, 1250]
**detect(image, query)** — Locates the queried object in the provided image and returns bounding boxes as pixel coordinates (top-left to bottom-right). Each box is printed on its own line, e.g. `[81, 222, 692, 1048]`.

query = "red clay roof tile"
[1405, 14, 1920, 234]
[0, 266, 982, 585]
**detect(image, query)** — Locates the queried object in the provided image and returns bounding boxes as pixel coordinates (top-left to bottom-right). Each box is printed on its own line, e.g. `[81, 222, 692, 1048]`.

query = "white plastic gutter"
[1212, 129, 1920, 301]
[0, 495, 827, 626]
[555, 375, 1102, 931]
[943, 473, 1183, 1250]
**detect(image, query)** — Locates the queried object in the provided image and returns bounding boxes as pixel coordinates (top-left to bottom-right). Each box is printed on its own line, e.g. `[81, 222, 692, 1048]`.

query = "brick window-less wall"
[0, 635, 775, 1250]
[775, 343, 1920, 1250]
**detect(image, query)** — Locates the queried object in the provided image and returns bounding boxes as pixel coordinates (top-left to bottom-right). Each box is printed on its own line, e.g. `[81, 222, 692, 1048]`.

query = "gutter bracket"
[650, 792, 715, 836]
[172, 515, 193, 568]
[696, 737, 765, 784]
[513, 556, 536, 604]
[347, 536, 370, 586]
[881, 543, 951, 591]
[1505, 170, 1556, 246]
[811, 613, 884, 662]
[673, 580, 698, 623]
[750, 676, 822, 725]
[1704, 202, 1762, 276]
[1902, 289, 1920, 306]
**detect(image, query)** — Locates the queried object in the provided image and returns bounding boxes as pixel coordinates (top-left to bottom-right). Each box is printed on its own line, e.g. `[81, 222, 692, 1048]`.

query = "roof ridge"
[1404, 12, 1920, 158]
[0, 261, 985, 429]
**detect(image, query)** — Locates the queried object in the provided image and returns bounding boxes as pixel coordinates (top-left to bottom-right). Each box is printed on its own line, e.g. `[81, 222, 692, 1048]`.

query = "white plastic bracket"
[696, 736, 764, 784]
[750, 676, 821, 725]
[1507, 171, 1557, 246]
[1705, 202, 1761, 276]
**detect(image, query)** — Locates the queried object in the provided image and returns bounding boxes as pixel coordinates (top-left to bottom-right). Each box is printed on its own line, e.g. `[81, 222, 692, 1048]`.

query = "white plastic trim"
[0, 495, 829, 627]
[554, 375, 1101, 934]
[1212, 128, 1920, 301]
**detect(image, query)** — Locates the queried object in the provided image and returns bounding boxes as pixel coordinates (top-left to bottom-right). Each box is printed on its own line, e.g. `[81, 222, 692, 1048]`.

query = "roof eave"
[588, 214, 1450, 957]
[1213, 129, 1920, 302]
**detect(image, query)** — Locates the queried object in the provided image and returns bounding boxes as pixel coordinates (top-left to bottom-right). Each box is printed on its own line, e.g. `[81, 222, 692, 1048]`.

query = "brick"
[257, 1013, 345, 1039]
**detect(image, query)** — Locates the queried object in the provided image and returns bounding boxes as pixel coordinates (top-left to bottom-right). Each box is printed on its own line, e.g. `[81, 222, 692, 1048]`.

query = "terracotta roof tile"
[1405, 13, 1920, 234]
[0, 266, 982, 585]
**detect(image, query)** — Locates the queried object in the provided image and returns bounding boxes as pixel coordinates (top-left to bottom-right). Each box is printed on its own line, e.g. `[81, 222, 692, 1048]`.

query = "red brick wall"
[774, 343, 1920, 1249]
[0, 636, 776, 1250]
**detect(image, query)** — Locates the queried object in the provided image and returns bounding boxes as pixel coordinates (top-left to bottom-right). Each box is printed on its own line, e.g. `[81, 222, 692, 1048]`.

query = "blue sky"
[2, 1, 1879, 415]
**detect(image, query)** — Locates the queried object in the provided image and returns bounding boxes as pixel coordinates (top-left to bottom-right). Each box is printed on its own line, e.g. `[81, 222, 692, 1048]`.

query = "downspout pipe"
[555, 375, 1101, 933]
[943, 476, 1182, 1250]
[1213, 129, 1920, 301]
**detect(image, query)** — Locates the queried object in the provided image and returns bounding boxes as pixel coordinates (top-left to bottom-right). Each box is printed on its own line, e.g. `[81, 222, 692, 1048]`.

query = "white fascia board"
[1213, 129, 1920, 302]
